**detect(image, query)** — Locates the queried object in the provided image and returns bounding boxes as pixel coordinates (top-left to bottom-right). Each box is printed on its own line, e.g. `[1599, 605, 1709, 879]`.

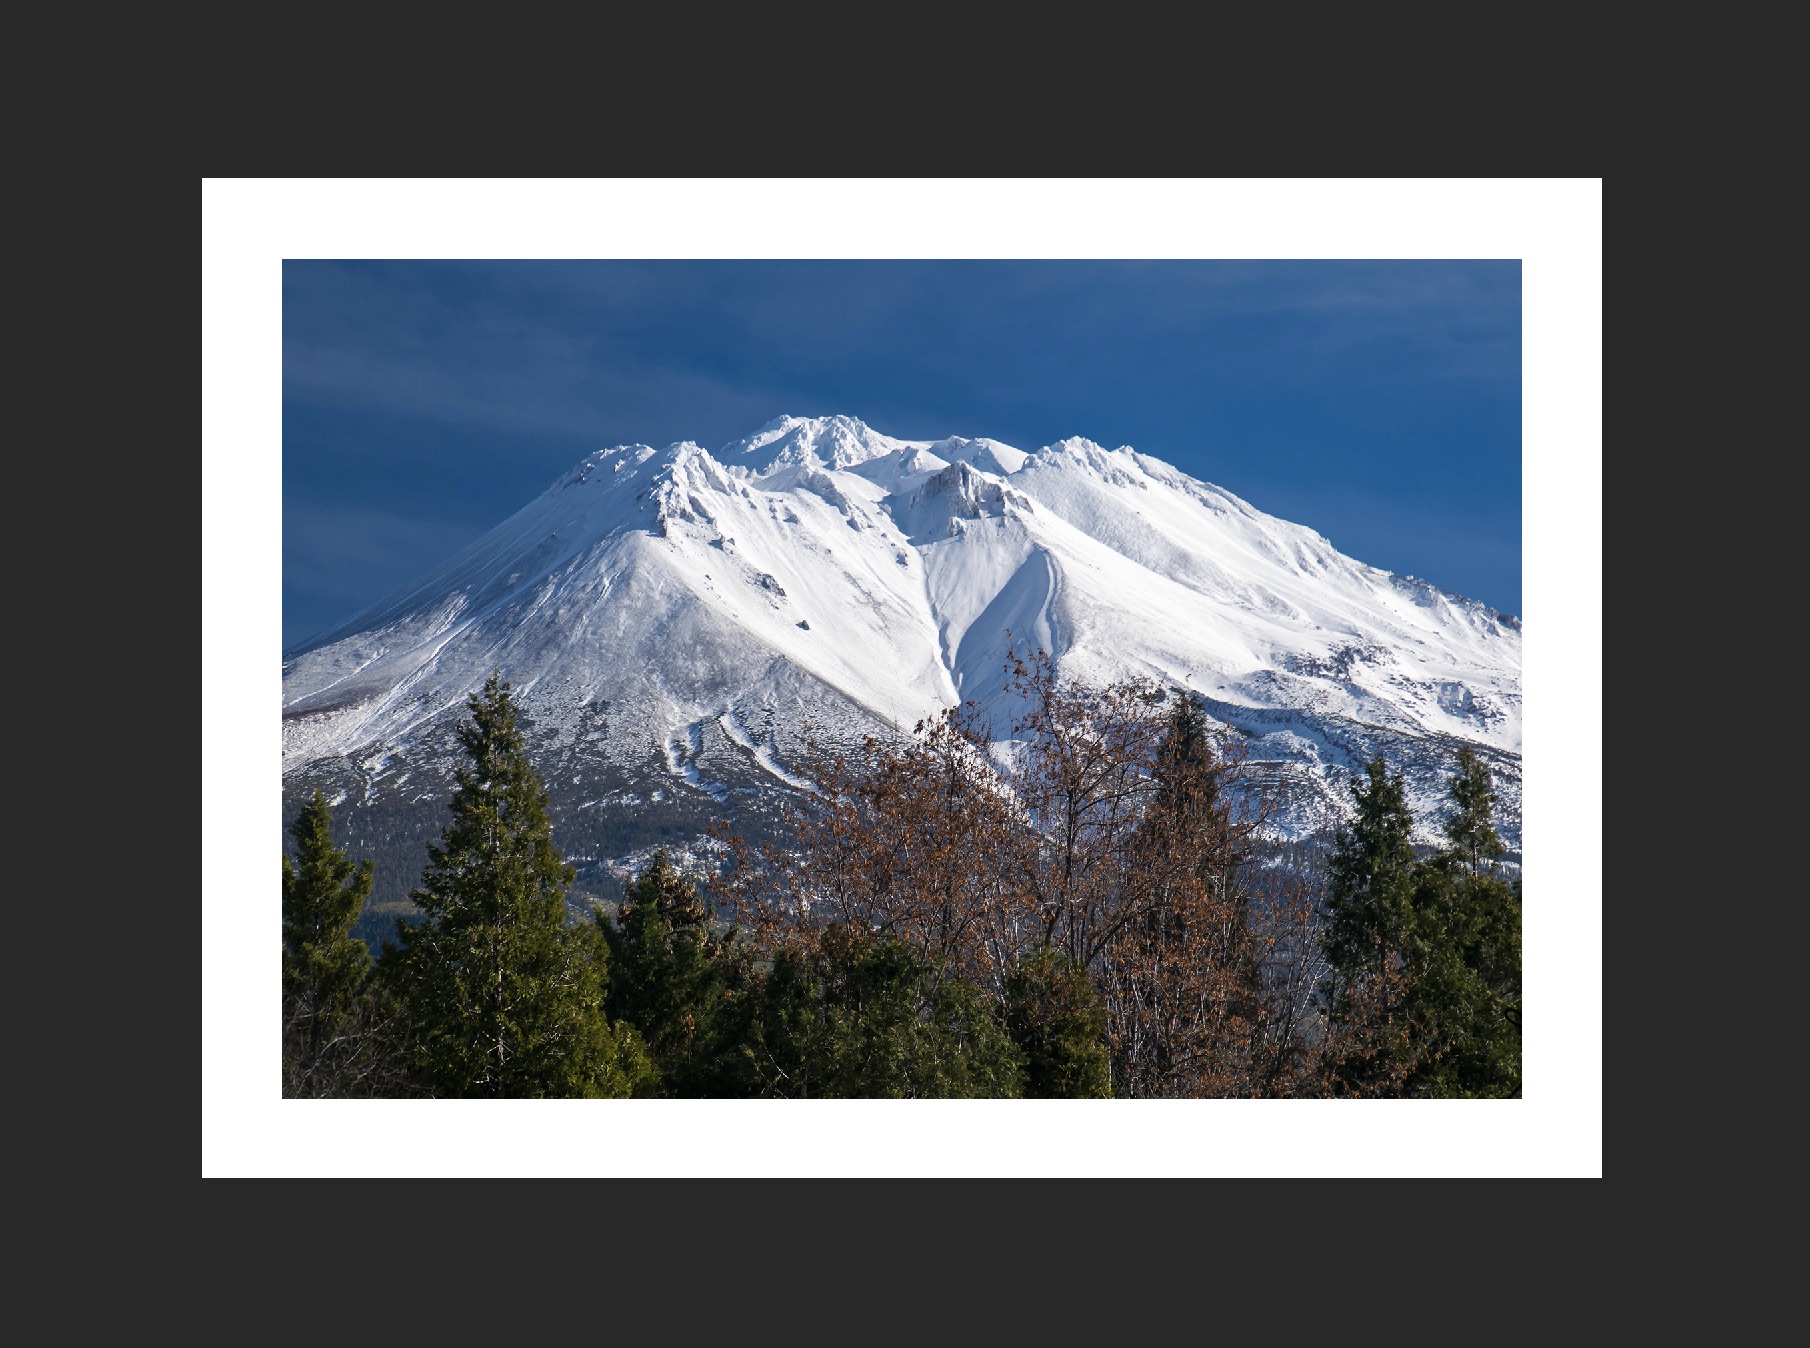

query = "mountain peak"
[285, 412, 1522, 873]
[928, 436, 1029, 476]
[722, 414, 921, 473]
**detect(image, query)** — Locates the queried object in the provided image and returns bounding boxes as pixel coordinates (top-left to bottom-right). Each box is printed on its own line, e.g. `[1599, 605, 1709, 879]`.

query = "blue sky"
[283, 258, 1520, 651]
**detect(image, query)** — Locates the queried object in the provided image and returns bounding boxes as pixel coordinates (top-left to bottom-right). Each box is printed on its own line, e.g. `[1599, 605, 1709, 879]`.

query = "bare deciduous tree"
[709, 647, 1333, 1098]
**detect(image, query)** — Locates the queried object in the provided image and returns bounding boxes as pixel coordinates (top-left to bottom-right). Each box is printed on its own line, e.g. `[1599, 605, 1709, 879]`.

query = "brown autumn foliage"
[709, 648, 1334, 1097]
[1310, 950, 1420, 1097]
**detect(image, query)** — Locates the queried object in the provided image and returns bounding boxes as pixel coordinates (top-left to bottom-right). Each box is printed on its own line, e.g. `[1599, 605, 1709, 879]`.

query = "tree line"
[283, 662, 1520, 1098]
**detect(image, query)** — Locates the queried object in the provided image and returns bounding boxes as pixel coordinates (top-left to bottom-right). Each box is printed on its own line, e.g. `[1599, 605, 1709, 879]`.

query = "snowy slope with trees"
[283, 415, 1521, 911]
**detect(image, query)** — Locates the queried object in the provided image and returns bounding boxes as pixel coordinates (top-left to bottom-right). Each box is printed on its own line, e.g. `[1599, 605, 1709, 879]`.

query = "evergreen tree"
[719, 943, 819, 1098]
[1322, 755, 1420, 973]
[1442, 746, 1508, 878]
[1318, 749, 1522, 1098]
[1140, 692, 1237, 879]
[1319, 754, 1422, 1094]
[1105, 690, 1264, 1096]
[1004, 946, 1112, 1098]
[1400, 748, 1521, 1097]
[1151, 689, 1220, 808]
[731, 926, 1026, 1098]
[600, 850, 736, 1096]
[282, 791, 373, 1094]
[379, 673, 649, 1097]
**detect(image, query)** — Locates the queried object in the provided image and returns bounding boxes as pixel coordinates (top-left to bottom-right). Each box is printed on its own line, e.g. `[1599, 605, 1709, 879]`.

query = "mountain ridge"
[283, 414, 1521, 914]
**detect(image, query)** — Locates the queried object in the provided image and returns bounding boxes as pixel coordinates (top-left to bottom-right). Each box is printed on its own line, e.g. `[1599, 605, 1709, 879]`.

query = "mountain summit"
[284, 414, 1520, 912]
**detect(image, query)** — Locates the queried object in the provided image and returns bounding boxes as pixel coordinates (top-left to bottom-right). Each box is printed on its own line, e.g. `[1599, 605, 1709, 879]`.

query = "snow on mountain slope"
[284, 414, 1521, 903]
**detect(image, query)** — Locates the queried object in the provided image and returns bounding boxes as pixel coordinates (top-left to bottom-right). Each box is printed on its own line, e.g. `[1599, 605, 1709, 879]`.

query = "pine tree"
[379, 673, 648, 1097]
[1443, 746, 1508, 878]
[731, 927, 1026, 1098]
[1151, 689, 1219, 804]
[1317, 749, 1522, 1097]
[1004, 946, 1112, 1098]
[600, 850, 736, 1095]
[282, 790, 373, 1094]
[1322, 755, 1420, 971]
[1319, 754, 1422, 1094]
[1103, 690, 1264, 1096]
[1400, 748, 1521, 1097]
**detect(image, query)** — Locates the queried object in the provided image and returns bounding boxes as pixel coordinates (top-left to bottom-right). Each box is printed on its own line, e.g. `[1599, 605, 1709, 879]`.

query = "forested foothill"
[283, 659, 1520, 1099]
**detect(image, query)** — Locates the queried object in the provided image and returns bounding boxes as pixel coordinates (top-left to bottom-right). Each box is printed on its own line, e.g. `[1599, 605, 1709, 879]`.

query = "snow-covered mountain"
[283, 414, 1520, 910]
